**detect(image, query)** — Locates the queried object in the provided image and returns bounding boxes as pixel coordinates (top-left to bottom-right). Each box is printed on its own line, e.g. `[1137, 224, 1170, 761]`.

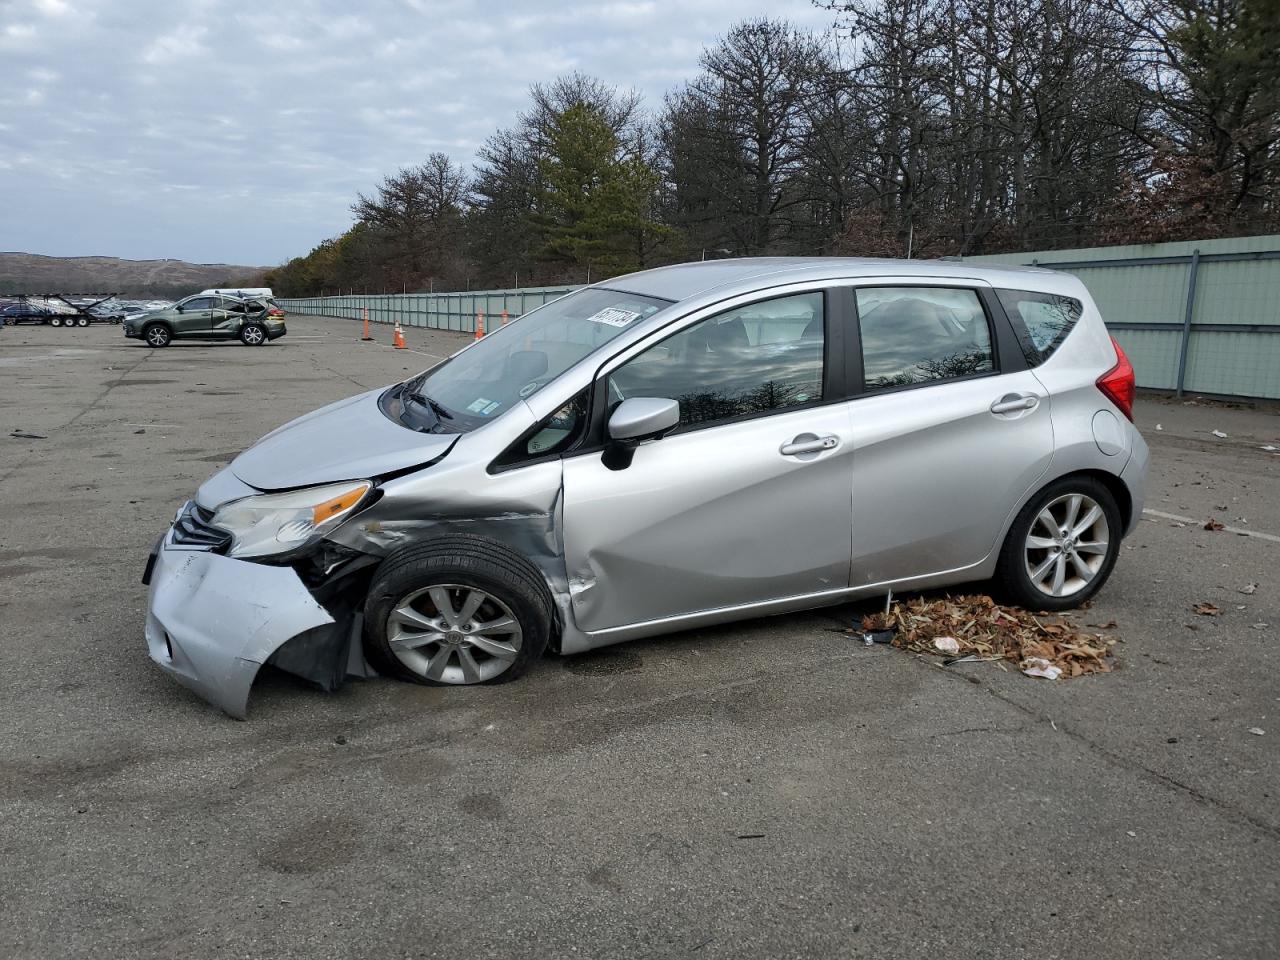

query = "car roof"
[601, 256, 1059, 302]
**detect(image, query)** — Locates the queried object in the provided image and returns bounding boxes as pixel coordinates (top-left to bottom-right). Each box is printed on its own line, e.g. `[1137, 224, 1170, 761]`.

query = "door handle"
[990, 393, 1039, 415]
[780, 434, 839, 456]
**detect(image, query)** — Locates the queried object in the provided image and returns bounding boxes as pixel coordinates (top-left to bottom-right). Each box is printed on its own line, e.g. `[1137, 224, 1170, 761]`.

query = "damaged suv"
[144, 258, 1147, 717]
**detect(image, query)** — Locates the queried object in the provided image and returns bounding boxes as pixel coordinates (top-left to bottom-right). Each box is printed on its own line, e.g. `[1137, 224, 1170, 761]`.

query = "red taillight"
[1096, 336, 1135, 421]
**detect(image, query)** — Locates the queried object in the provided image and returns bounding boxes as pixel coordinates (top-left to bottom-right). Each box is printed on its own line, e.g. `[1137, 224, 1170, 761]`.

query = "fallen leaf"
[1192, 601, 1222, 616]
[1088, 620, 1118, 629]
[1203, 518, 1225, 531]
[1238, 583, 1258, 595]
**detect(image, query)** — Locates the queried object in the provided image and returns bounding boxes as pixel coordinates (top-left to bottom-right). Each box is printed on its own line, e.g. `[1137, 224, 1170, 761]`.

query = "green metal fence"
[279, 234, 1280, 399]
[277, 286, 576, 334]
[964, 234, 1280, 399]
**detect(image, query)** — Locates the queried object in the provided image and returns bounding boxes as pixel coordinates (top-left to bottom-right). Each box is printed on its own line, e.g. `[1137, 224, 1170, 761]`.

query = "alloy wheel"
[146, 326, 169, 347]
[386, 583, 523, 684]
[243, 325, 265, 345]
[1023, 493, 1110, 598]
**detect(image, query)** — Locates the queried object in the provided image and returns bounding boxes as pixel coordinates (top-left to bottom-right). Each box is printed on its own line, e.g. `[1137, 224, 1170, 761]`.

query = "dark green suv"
[123, 294, 287, 347]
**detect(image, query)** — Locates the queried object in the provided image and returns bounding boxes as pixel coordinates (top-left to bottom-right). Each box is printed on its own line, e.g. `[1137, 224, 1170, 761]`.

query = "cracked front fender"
[145, 539, 334, 719]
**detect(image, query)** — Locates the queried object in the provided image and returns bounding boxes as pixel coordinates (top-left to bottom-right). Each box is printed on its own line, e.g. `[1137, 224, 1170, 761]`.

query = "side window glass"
[493, 390, 589, 469]
[608, 292, 825, 429]
[183, 297, 212, 311]
[856, 287, 994, 390]
[996, 288, 1082, 365]
[227, 301, 247, 314]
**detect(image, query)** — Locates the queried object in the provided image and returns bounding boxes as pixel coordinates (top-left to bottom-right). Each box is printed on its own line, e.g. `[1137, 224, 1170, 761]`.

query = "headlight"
[210, 480, 372, 559]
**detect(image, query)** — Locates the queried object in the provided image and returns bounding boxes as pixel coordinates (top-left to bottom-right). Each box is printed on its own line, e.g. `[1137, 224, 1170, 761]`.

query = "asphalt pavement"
[1, 316, 1276, 959]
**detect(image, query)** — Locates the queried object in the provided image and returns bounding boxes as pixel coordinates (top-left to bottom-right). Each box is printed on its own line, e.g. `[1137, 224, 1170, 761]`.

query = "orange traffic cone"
[361, 307, 374, 342]
[475, 311, 486, 340]
[393, 321, 407, 349]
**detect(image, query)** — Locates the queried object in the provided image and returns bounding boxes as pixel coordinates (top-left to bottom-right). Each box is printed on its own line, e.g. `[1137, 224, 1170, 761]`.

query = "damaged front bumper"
[144, 510, 366, 719]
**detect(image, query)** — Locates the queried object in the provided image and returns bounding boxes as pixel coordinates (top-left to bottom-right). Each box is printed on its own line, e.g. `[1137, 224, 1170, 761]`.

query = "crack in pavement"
[923, 658, 1280, 841]
[0, 349, 154, 486]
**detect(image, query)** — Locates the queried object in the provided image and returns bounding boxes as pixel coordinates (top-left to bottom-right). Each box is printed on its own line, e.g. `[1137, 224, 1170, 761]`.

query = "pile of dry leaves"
[856, 594, 1117, 679]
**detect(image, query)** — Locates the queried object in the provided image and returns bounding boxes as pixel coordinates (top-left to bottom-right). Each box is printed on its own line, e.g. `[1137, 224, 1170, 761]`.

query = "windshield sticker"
[584, 307, 642, 328]
[466, 398, 492, 413]
[481, 401, 501, 415]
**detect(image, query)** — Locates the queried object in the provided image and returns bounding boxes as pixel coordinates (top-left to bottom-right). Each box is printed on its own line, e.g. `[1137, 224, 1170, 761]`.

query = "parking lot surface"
[1, 316, 1277, 959]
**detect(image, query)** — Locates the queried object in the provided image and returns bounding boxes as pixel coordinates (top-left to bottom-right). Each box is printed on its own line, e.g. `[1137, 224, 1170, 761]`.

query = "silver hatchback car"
[143, 258, 1147, 717]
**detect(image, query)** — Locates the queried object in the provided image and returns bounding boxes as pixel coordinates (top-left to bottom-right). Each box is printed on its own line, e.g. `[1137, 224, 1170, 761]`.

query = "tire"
[995, 475, 1121, 611]
[240, 322, 267, 346]
[76, 316, 90, 328]
[364, 534, 554, 687]
[49, 316, 62, 327]
[143, 323, 171, 348]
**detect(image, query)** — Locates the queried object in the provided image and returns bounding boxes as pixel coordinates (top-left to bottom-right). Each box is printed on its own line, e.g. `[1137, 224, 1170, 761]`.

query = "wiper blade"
[405, 390, 454, 421]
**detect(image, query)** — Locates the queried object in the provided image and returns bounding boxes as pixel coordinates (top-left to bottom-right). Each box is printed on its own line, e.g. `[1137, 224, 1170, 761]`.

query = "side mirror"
[175, 304, 184, 312]
[608, 397, 679, 444]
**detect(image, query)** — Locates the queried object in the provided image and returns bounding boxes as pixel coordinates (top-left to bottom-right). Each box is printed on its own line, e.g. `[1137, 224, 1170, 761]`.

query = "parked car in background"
[123, 293, 287, 347]
[142, 257, 1146, 717]
[2, 303, 58, 325]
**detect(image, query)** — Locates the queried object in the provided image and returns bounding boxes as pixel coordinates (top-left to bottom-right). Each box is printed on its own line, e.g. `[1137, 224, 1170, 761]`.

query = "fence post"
[1175, 249, 1201, 397]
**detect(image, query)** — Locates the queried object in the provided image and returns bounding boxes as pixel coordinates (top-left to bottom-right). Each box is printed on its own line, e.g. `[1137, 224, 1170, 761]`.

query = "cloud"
[0, 0, 837, 265]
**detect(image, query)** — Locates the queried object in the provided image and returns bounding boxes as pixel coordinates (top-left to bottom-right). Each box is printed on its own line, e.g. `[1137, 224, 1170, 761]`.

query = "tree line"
[265, 0, 1280, 296]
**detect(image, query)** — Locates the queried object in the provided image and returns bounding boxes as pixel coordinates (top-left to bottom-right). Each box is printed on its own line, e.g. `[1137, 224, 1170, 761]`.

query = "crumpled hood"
[230, 387, 456, 490]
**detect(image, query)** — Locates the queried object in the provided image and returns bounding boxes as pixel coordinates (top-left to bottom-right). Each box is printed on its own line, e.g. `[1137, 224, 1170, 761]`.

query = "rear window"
[996, 289, 1083, 365]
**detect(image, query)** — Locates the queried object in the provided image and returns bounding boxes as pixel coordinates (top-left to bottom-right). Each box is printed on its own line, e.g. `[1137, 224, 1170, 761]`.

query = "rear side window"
[855, 287, 995, 390]
[996, 288, 1082, 365]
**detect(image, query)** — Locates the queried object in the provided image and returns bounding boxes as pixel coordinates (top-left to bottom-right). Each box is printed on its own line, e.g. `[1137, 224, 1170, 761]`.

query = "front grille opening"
[171, 502, 232, 552]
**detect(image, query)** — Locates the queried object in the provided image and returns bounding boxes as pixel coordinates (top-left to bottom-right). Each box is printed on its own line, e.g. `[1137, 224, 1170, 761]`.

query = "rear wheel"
[49, 316, 62, 327]
[364, 535, 553, 686]
[76, 316, 90, 328]
[143, 323, 171, 348]
[240, 322, 267, 346]
[995, 476, 1121, 611]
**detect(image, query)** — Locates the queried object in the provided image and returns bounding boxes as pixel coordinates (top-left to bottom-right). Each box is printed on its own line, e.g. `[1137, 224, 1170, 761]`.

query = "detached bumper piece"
[145, 528, 336, 719]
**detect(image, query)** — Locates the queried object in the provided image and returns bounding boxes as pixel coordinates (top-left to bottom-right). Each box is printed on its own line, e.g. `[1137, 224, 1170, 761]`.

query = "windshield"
[395, 287, 670, 433]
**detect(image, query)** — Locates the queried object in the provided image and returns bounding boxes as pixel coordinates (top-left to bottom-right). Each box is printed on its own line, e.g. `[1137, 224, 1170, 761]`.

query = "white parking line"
[1143, 508, 1280, 544]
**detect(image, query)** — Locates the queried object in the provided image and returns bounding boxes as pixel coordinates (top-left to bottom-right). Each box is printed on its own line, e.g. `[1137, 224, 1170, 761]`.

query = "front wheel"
[995, 476, 1121, 611]
[364, 535, 553, 686]
[240, 322, 267, 346]
[143, 323, 171, 348]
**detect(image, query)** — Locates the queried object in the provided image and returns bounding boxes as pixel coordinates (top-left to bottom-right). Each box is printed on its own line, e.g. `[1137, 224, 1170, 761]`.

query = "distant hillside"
[0, 253, 265, 298]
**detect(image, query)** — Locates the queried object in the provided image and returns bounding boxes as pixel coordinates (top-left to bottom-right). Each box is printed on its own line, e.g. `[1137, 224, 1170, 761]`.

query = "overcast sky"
[0, 0, 839, 267]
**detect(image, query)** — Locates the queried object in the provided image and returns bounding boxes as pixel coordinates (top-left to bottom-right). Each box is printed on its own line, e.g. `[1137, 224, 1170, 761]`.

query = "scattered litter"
[854, 594, 1117, 679]
[1022, 658, 1063, 680]
[133, 428, 146, 435]
[1212, 429, 1228, 438]
[735, 833, 765, 840]
[933, 636, 960, 655]
[1253, 622, 1270, 630]
[10, 431, 47, 439]
[1239, 583, 1258, 595]
[1192, 601, 1222, 616]
[1126, 830, 1137, 838]
[1248, 727, 1265, 737]
[333, 734, 347, 745]
[1155, 423, 1163, 431]
[860, 628, 895, 646]
[1203, 518, 1225, 531]
[1169, 521, 1186, 528]
[1261, 444, 1276, 452]
[1088, 620, 1118, 629]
